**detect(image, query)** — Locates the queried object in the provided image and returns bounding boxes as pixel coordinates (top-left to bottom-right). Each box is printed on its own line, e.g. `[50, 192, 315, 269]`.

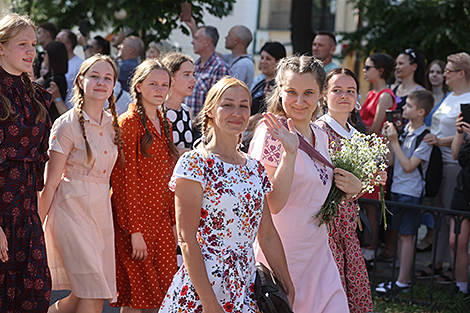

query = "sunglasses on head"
[405, 48, 417, 61]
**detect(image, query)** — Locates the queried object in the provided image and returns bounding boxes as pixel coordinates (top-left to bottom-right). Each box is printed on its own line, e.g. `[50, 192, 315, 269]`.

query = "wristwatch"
[54, 97, 63, 103]
[83, 45, 90, 51]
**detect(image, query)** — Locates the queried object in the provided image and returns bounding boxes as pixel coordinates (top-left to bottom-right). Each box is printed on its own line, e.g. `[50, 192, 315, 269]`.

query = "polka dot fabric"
[159, 150, 272, 313]
[111, 103, 177, 308]
[166, 103, 193, 149]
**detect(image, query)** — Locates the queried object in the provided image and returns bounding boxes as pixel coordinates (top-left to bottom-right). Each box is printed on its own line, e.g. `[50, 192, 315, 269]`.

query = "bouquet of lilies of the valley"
[314, 132, 390, 228]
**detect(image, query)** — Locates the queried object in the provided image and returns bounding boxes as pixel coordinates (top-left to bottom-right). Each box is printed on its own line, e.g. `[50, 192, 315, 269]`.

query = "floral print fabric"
[159, 150, 272, 313]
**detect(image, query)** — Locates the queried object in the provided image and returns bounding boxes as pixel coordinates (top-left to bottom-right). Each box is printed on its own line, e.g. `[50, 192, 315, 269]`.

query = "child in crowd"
[377, 89, 434, 293]
[40, 55, 123, 312]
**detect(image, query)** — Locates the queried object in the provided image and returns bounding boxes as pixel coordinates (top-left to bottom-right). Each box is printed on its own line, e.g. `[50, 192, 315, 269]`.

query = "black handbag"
[356, 205, 373, 247]
[254, 262, 293, 313]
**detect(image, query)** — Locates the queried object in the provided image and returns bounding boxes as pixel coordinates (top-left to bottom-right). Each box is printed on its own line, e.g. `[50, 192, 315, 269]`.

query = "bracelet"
[458, 129, 464, 134]
[83, 45, 90, 51]
[54, 97, 63, 103]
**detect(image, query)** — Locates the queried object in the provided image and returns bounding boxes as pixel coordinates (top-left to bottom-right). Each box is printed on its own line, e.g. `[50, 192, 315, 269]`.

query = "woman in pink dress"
[40, 55, 124, 313]
[249, 55, 361, 312]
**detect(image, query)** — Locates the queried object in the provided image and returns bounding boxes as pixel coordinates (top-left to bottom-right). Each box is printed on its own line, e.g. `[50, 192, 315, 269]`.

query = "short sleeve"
[248, 121, 284, 167]
[413, 139, 433, 162]
[49, 116, 74, 155]
[169, 150, 206, 191]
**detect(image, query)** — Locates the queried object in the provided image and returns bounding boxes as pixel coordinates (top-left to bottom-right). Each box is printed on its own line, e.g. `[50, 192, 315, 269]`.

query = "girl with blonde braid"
[39, 54, 124, 313]
[0, 13, 51, 312]
[110, 59, 178, 312]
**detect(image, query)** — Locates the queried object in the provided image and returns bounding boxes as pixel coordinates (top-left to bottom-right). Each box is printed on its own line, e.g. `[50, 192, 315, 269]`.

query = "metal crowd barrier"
[358, 198, 470, 306]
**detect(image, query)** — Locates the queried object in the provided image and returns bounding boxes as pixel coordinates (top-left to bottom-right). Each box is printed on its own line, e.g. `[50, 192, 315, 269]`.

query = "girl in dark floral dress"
[0, 13, 52, 312]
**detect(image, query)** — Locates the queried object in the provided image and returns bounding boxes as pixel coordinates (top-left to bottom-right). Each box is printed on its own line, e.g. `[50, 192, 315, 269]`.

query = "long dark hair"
[44, 41, 68, 75]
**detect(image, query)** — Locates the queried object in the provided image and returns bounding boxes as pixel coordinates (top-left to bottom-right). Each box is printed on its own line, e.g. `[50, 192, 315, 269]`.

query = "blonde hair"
[267, 55, 325, 120]
[130, 59, 178, 159]
[72, 54, 124, 166]
[447, 52, 470, 82]
[196, 76, 251, 153]
[148, 40, 177, 58]
[0, 13, 48, 124]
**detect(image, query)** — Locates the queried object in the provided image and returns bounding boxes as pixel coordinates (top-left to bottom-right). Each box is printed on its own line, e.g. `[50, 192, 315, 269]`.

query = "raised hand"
[263, 112, 299, 155]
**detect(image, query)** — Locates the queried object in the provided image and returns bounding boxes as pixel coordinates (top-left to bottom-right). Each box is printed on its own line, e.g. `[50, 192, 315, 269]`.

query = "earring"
[355, 101, 362, 110]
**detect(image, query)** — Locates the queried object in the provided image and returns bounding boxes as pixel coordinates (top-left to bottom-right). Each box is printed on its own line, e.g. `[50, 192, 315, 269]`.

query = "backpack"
[415, 129, 443, 198]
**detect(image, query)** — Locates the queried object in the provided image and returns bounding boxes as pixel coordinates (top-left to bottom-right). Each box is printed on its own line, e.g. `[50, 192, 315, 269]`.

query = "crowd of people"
[1, 10, 470, 313]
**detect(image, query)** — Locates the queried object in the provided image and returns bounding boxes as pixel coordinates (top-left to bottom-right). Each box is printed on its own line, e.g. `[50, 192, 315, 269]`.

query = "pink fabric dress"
[249, 120, 348, 313]
[44, 109, 118, 302]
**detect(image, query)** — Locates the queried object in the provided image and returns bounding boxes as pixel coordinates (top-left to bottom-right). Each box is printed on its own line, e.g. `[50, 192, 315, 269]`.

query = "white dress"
[159, 150, 272, 313]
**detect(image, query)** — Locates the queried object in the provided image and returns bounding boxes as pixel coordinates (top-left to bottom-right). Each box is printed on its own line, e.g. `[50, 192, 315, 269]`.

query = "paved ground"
[49, 225, 469, 312]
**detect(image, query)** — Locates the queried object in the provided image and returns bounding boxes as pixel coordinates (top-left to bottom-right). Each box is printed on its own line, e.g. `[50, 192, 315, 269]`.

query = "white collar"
[318, 114, 356, 139]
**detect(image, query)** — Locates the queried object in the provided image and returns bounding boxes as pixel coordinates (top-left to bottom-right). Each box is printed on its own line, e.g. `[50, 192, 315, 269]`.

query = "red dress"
[316, 117, 374, 313]
[110, 103, 177, 308]
[360, 88, 396, 199]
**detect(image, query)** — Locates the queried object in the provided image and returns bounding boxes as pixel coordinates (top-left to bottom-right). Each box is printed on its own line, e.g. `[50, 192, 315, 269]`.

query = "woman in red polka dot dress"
[110, 59, 178, 312]
[39, 55, 124, 312]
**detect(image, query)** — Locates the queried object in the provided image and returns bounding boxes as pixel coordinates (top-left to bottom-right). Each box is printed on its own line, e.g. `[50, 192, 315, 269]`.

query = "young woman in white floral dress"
[159, 77, 294, 313]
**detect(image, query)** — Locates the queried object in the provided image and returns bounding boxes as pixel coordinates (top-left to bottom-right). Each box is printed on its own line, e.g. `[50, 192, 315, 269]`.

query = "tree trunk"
[290, 0, 315, 55]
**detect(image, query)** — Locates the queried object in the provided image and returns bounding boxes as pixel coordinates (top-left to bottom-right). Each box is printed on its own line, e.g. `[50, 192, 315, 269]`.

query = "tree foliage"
[11, 0, 235, 44]
[342, 0, 470, 62]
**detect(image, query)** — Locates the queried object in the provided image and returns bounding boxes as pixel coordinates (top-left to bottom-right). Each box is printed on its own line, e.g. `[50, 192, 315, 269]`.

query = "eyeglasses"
[405, 48, 417, 60]
[363, 65, 376, 71]
[443, 68, 462, 74]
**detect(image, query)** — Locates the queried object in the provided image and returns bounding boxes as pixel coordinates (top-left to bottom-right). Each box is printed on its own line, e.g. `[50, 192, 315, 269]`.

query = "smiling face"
[78, 60, 115, 103]
[280, 71, 321, 124]
[395, 53, 417, 80]
[0, 27, 36, 76]
[136, 69, 170, 110]
[428, 63, 444, 87]
[171, 61, 196, 98]
[208, 86, 251, 136]
[325, 74, 358, 117]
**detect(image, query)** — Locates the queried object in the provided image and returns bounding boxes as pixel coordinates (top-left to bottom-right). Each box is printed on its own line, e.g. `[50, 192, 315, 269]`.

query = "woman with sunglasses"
[416, 52, 470, 283]
[393, 48, 426, 112]
[361, 53, 397, 135]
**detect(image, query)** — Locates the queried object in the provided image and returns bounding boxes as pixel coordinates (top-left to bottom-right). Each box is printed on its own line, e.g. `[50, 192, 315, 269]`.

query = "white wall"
[168, 0, 260, 59]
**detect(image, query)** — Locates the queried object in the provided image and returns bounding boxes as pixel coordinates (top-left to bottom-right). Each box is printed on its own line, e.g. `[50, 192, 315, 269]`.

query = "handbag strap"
[257, 264, 280, 313]
[278, 119, 334, 169]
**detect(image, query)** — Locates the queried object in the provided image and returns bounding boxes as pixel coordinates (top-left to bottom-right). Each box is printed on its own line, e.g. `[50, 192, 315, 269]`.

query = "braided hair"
[130, 59, 178, 159]
[0, 14, 48, 124]
[71, 54, 124, 164]
[267, 55, 325, 121]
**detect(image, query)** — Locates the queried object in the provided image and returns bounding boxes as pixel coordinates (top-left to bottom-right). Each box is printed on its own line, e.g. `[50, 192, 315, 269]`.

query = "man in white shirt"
[56, 29, 83, 108]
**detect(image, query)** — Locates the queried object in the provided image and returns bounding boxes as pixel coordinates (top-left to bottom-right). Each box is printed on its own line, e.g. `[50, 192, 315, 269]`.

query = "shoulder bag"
[254, 262, 293, 313]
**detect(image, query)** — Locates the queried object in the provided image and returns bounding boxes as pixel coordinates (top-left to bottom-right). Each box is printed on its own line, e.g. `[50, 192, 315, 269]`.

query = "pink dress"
[316, 115, 373, 312]
[44, 109, 118, 302]
[249, 120, 348, 313]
